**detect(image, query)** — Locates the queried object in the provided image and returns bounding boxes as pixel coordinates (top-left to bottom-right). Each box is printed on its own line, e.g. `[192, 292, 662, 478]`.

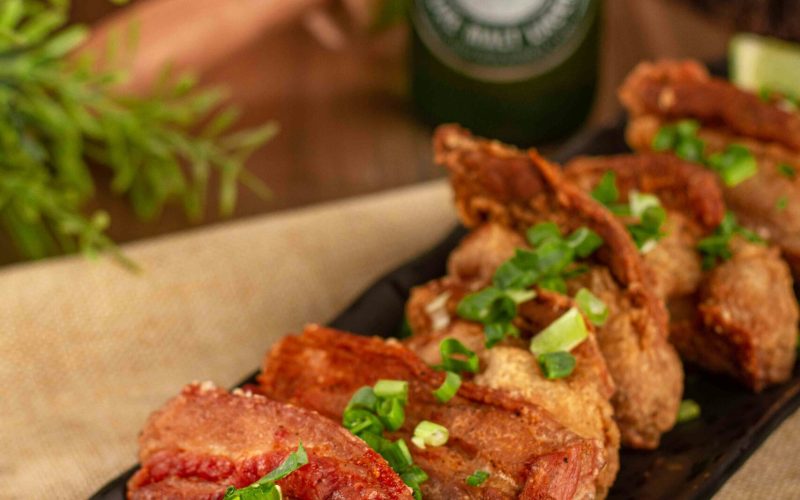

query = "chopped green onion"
[538, 351, 577, 379]
[574, 288, 609, 326]
[698, 211, 764, 268]
[529, 307, 589, 356]
[343, 408, 385, 435]
[677, 399, 701, 423]
[707, 144, 758, 186]
[591, 171, 620, 205]
[224, 442, 308, 500]
[380, 439, 414, 472]
[376, 397, 406, 431]
[778, 163, 797, 179]
[532, 238, 574, 276]
[358, 431, 388, 452]
[652, 125, 678, 152]
[505, 289, 537, 304]
[526, 222, 561, 247]
[412, 420, 449, 449]
[675, 136, 705, 162]
[777, 196, 789, 211]
[439, 338, 479, 373]
[457, 287, 516, 324]
[484, 322, 516, 348]
[373, 380, 409, 402]
[565, 227, 603, 258]
[346, 386, 378, 412]
[466, 470, 490, 487]
[400, 465, 429, 497]
[675, 119, 700, 138]
[433, 371, 462, 403]
[537, 275, 568, 294]
[629, 191, 661, 218]
[493, 259, 538, 290]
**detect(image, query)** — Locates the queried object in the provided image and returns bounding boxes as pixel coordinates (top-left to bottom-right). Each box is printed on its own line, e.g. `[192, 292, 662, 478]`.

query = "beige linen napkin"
[1, 179, 797, 499]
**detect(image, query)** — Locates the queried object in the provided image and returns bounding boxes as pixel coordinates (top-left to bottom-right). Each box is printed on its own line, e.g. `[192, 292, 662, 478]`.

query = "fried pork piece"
[673, 240, 799, 391]
[405, 274, 619, 498]
[434, 124, 682, 449]
[566, 153, 799, 390]
[127, 382, 412, 500]
[259, 325, 606, 500]
[564, 153, 725, 299]
[620, 59, 800, 278]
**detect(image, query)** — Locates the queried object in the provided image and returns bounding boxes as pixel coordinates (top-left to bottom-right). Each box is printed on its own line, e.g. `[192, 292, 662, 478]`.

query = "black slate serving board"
[90, 121, 800, 500]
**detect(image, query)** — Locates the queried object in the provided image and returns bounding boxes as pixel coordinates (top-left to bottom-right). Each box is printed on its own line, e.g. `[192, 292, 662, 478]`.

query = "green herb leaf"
[466, 470, 490, 487]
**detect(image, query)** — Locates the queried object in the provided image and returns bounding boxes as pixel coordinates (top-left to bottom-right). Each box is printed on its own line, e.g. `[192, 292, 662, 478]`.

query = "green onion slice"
[376, 397, 406, 431]
[466, 470, 490, 487]
[629, 191, 661, 218]
[708, 144, 758, 186]
[677, 399, 701, 423]
[343, 408, 385, 435]
[529, 307, 589, 356]
[439, 338, 479, 373]
[345, 386, 378, 412]
[526, 222, 561, 247]
[575, 288, 609, 326]
[591, 171, 619, 205]
[538, 351, 577, 379]
[380, 439, 414, 472]
[565, 227, 603, 258]
[224, 442, 308, 499]
[373, 379, 408, 402]
[411, 420, 449, 449]
[457, 287, 516, 324]
[433, 371, 462, 403]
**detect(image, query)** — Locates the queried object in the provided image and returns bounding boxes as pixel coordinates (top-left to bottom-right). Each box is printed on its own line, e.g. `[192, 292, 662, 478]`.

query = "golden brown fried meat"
[567, 153, 799, 391]
[127, 382, 412, 500]
[259, 325, 606, 500]
[620, 59, 800, 278]
[675, 240, 799, 391]
[434, 124, 682, 449]
[565, 153, 725, 299]
[404, 272, 619, 498]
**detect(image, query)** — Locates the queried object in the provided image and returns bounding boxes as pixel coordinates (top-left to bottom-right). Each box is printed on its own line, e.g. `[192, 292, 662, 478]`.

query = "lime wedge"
[730, 33, 800, 97]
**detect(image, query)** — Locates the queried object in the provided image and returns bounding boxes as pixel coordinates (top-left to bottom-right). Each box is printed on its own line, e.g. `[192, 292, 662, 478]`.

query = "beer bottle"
[410, 0, 602, 146]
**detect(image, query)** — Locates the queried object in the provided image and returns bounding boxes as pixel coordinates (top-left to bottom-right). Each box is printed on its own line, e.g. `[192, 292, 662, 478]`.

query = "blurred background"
[3, 0, 790, 265]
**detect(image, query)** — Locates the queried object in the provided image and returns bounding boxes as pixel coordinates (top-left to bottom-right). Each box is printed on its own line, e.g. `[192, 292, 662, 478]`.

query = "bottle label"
[414, 0, 594, 82]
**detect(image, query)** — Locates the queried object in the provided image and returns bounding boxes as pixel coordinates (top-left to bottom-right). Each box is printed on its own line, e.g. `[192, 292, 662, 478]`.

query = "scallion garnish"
[529, 307, 589, 357]
[778, 163, 797, 179]
[438, 338, 480, 374]
[411, 420, 449, 449]
[223, 442, 308, 500]
[466, 470, 490, 487]
[676, 399, 701, 423]
[538, 351, 577, 379]
[590, 172, 666, 251]
[433, 371, 462, 403]
[565, 227, 604, 258]
[697, 211, 764, 268]
[575, 288, 609, 326]
[342, 382, 427, 497]
[526, 221, 561, 247]
[707, 144, 758, 186]
[777, 196, 789, 212]
[653, 121, 758, 186]
[374, 380, 409, 402]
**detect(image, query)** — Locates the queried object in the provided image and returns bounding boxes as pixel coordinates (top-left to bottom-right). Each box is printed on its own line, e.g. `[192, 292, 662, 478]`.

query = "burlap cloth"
[1, 180, 797, 499]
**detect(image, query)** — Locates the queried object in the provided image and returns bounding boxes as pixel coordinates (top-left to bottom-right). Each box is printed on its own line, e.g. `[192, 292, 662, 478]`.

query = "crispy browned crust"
[564, 153, 725, 231]
[621, 60, 800, 279]
[680, 241, 798, 391]
[433, 124, 682, 449]
[619, 59, 800, 151]
[404, 270, 619, 498]
[127, 383, 411, 500]
[258, 325, 606, 500]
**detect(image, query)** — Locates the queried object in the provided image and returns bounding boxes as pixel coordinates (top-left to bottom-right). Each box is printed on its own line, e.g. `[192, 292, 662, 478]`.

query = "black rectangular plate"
[90, 121, 800, 500]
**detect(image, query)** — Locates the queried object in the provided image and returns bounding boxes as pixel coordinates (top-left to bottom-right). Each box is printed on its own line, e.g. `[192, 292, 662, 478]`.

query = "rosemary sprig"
[0, 0, 276, 263]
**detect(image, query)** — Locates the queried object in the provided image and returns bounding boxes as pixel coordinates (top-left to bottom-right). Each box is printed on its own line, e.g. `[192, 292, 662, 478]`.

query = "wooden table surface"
[0, 0, 732, 266]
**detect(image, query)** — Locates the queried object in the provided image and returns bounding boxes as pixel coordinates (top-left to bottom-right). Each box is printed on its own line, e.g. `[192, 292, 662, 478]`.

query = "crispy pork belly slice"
[565, 153, 725, 299]
[620, 60, 800, 278]
[258, 325, 606, 500]
[127, 382, 412, 500]
[405, 278, 619, 498]
[434, 125, 682, 449]
[674, 240, 799, 391]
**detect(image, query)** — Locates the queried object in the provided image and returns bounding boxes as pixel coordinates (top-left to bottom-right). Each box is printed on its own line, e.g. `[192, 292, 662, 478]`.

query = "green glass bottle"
[410, 0, 602, 146]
